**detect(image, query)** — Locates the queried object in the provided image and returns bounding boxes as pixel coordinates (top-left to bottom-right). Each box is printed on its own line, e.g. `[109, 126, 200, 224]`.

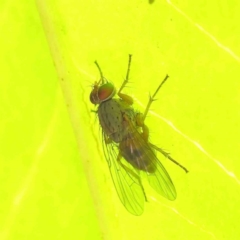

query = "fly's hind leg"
[135, 75, 188, 173]
[118, 54, 134, 105]
[149, 143, 189, 173]
[136, 112, 188, 173]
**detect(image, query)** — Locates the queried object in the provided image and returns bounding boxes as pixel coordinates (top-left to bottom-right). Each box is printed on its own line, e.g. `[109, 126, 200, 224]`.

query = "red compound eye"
[98, 83, 116, 102]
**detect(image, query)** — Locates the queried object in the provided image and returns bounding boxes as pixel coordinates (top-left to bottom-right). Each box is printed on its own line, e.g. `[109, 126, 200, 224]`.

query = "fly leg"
[134, 75, 188, 173]
[118, 54, 134, 105]
[117, 152, 148, 201]
[134, 74, 169, 142]
[135, 113, 149, 142]
[150, 143, 188, 173]
[142, 74, 169, 121]
[136, 113, 188, 173]
[94, 60, 104, 83]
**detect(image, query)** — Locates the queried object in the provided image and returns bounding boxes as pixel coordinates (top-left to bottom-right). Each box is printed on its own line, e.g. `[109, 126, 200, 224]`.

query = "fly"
[90, 55, 188, 215]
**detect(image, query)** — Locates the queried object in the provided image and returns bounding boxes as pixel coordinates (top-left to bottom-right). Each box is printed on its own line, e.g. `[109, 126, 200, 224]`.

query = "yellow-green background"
[1, 0, 240, 239]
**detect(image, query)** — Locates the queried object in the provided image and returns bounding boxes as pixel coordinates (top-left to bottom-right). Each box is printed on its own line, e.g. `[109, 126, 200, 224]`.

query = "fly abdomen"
[119, 136, 157, 173]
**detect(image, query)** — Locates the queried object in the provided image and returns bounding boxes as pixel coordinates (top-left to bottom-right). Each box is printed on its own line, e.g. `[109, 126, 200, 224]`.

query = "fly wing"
[121, 124, 177, 201]
[101, 130, 146, 216]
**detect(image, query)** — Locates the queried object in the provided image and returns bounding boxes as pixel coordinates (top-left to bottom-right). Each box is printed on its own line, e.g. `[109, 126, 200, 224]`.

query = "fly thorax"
[98, 99, 125, 143]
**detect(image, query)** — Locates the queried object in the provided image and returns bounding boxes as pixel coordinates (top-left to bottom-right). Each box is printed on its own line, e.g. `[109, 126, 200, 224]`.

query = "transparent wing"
[119, 123, 177, 201]
[101, 130, 146, 216]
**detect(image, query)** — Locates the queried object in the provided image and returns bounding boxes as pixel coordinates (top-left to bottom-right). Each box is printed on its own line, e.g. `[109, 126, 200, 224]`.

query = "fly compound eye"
[98, 82, 116, 102]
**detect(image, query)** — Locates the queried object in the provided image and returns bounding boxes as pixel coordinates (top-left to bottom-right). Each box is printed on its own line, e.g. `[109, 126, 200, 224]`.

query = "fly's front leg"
[118, 54, 133, 105]
[94, 60, 104, 83]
